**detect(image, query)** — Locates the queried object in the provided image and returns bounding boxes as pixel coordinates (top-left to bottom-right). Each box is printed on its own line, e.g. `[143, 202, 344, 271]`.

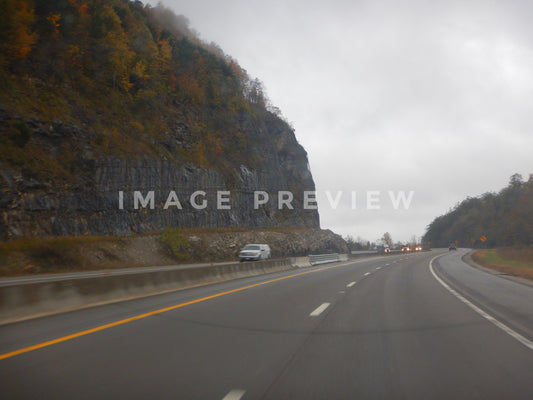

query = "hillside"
[0, 0, 319, 239]
[423, 174, 533, 248]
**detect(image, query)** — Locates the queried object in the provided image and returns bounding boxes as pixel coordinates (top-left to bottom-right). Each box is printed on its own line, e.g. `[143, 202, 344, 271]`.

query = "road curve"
[1, 249, 533, 399]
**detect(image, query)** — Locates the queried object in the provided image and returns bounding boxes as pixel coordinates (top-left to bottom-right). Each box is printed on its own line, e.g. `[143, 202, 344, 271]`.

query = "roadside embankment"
[0, 228, 347, 277]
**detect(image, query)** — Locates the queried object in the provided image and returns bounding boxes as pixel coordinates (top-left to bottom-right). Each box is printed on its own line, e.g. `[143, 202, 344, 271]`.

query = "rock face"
[0, 2, 325, 242]
[0, 110, 320, 239]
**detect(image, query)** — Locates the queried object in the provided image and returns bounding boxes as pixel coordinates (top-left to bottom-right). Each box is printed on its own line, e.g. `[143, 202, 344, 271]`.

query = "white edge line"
[429, 254, 533, 351]
[310, 302, 331, 317]
[364, 272, 371, 276]
[222, 389, 246, 400]
[347, 282, 356, 287]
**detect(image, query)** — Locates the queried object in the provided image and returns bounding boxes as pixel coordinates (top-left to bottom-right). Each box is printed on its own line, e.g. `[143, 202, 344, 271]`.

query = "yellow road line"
[0, 262, 352, 361]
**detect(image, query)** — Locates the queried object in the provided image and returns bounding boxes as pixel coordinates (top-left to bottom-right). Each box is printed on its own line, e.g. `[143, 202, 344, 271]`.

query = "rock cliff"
[0, 0, 321, 240]
[0, 109, 319, 239]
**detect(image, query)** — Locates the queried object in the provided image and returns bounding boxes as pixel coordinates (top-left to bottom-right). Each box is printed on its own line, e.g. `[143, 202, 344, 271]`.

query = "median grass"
[472, 248, 533, 281]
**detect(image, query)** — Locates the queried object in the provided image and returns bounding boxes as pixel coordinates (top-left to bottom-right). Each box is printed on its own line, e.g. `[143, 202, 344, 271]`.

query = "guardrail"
[351, 250, 403, 257]
[290, 253, 353, 268]
[308, 253, 341, 265]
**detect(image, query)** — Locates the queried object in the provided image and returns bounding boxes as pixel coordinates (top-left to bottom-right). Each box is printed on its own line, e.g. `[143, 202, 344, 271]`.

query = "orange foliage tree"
[0, 0, 38, 67]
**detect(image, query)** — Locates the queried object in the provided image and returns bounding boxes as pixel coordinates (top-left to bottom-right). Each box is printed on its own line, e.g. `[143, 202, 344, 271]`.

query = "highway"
[1, 249, 533, 399]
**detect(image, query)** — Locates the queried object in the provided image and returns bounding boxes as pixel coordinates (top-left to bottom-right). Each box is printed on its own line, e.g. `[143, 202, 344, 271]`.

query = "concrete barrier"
[290, 256, 312, 268]
[0, 259, 292, 325]
[350, 250, 402, 258]
[351, 250, 378, 257]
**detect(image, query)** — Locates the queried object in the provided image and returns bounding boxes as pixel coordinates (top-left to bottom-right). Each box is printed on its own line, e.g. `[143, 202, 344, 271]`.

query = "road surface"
[1, 249, 533, 399]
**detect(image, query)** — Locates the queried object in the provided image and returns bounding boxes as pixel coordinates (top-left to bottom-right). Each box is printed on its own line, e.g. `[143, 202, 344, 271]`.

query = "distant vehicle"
[449, 244, 457, 251]
[239, 244, 271, 261]
[401, 246, 411, 252]
[377, 245, 391, 254]
[415, 246, 423, 252]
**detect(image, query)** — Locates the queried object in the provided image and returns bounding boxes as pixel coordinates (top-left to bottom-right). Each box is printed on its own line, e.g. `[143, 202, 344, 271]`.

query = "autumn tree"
[0, 0, 287, 173]
[0, 0, 38, 68]
[89, 4, 134, 92]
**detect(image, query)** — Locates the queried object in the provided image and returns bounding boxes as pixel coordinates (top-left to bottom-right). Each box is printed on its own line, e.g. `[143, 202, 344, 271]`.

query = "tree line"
[0, 0, 268, 107]
[423, 174, 533, 248]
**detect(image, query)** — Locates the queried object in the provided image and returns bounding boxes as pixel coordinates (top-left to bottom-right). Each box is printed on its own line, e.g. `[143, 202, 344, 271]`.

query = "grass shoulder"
[472, 247, 533, 281]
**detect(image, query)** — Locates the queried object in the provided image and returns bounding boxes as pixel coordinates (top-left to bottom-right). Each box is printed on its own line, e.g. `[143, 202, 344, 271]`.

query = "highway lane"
[432, 249, 533, 346]
[2, 250, 533, 399]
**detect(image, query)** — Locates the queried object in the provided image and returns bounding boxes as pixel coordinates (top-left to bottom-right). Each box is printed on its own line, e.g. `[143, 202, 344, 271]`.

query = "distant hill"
[0, 0, 319, 239]
[423, 174, 533, 248]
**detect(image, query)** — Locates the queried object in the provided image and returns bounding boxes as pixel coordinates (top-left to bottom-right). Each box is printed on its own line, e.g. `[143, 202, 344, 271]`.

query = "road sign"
[480, 236, 487, 242]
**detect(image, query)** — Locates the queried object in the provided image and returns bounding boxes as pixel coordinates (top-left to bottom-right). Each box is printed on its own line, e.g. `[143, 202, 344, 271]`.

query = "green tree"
[159, 227, 189, 260]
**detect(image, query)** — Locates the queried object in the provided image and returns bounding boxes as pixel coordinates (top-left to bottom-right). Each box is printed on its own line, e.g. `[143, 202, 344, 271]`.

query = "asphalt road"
[1, 249, 533, 399]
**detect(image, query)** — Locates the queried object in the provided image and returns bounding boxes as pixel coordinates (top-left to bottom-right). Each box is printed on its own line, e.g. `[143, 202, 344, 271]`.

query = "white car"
[239, 244, 271, 261]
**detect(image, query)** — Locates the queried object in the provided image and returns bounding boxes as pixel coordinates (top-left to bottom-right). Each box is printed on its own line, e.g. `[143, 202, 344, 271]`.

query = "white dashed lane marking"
[310, 303, 331, 317]
[222, 389, 246, 400]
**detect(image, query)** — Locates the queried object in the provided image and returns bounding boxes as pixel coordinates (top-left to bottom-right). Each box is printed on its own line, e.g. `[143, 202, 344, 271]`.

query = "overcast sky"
[150, 0, 533, 243]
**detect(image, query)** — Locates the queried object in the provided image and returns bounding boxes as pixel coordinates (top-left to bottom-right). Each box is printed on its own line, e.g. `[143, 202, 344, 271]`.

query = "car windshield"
[243, 245, 260, 250]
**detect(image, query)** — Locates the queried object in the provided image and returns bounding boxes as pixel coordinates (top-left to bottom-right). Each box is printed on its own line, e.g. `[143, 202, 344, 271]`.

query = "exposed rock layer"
[0, 110, 320, 239]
